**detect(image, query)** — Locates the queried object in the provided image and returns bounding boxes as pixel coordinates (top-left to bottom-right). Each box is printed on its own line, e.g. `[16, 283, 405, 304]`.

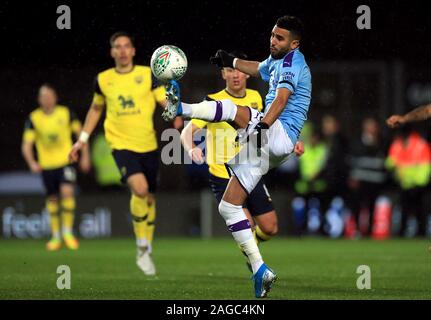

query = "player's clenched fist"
[29, 162, 42, 174]
[209, 50, 236, 68]
[294, 141, 305, 157]
[188, 147, 205, 164]
[386, 115, 405, 128]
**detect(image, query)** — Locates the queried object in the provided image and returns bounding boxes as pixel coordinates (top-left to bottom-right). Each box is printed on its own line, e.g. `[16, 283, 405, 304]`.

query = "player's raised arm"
[261, 87, 291, 126]
[210, 50, 261, 77]
[386, 103, 431, 128]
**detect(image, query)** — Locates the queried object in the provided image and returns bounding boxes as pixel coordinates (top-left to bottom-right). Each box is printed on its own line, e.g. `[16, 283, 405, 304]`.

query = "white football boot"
[136, 246, 156, 276]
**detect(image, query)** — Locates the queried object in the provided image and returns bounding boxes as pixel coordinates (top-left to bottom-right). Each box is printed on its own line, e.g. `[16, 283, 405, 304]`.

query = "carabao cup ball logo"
[152, 48, 171, 77]
[151, 45, 187, 81]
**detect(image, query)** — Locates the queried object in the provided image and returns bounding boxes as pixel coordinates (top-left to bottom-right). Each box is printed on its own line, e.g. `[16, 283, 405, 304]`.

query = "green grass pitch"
[0, 238, 430, 299]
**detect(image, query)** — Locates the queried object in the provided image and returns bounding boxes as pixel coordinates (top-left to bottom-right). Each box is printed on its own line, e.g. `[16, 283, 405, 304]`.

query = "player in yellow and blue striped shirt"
[69, 32, 169, 275]
[22, 84, 90, 251]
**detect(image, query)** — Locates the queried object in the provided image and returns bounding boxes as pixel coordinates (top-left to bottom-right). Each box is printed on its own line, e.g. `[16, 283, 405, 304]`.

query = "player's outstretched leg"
[220, 177, 277, 298]
[162, 80, 250, 128]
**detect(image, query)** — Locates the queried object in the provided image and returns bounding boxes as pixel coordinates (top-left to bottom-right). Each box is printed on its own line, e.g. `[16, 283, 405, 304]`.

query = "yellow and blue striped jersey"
[92, 65, 166, 153]
[192, 89, 263, 179]
[23, 105, 81, 170]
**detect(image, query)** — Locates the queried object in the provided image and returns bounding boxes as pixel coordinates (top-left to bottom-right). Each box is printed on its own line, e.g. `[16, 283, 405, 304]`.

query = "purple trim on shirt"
[283, 50, 295, 67]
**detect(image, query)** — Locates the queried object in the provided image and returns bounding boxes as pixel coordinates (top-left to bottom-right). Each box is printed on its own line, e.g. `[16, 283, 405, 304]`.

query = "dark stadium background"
[1, 1, 431, 302]
[1, 0, 431, 237]
[1, 0, 430, 174]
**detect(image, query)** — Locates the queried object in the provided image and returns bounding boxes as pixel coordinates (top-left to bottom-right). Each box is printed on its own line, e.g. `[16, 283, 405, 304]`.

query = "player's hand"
[29, 162, 42, 174]
[69, 141, 85, 163]
[251, 122, 270, 150]
[294, 141, 305, 157]
[386, 115, 405, 128]
[188, 147, 205, 164]
[209, 50, 235, 68]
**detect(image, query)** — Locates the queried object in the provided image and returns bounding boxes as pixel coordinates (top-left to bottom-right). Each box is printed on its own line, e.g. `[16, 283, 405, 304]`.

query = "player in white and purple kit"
[162, 16, 312, 298]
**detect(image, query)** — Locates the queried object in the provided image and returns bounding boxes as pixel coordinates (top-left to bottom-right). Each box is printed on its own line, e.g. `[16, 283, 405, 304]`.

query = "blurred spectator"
[295, 127, 328, 196]
[386, 126, 431, 237]
[347, 117, 388, 236]
[293, 127, 328, 234]
[320, 115, 349, 209]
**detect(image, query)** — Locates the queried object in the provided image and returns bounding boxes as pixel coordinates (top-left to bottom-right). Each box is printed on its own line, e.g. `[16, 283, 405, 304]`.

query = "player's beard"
[270, 47, 290, 59]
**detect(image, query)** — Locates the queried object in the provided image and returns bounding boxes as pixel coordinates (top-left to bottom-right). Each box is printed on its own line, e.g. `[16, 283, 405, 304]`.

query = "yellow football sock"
[146, 199, 156, 245]
[255, 225, 273, 244]
[130, 194, 148, 246]
[61, 197, 76, 234]
[46, 199, 60, 238]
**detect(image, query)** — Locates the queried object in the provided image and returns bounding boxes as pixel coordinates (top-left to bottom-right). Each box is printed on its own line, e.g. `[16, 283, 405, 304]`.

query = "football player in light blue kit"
[162, 16, 312, 298]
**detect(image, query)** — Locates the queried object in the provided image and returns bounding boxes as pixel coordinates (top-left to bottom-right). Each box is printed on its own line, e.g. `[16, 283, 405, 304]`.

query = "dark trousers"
[400, 187, 427, 236]
[348, 182, 382, 236]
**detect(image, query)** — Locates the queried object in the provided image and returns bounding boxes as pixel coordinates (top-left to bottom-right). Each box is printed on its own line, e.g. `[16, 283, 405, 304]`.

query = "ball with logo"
[150, 45, 188, 82]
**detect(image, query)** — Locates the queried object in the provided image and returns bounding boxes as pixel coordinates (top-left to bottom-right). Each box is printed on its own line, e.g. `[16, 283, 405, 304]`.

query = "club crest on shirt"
[135, 75, 143, 84]
[250, 102, 259, 110]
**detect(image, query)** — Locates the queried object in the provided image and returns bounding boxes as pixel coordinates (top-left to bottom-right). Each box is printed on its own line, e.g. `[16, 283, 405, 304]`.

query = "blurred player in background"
[69, 32, 167, 275]
[22, 84, 90, 251]
[386, 103, 431, 128]
[163, 16, 311, 297]
[387, 103, 431, 251]
[180, 52, 304, 271]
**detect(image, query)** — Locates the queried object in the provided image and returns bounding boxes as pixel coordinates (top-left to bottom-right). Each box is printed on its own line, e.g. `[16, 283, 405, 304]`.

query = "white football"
[150, 45, 188, 82]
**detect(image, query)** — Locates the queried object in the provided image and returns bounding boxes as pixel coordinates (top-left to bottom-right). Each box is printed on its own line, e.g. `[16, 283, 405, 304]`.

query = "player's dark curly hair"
[110, 31, 135, 47]
[276, 16, 304, 40]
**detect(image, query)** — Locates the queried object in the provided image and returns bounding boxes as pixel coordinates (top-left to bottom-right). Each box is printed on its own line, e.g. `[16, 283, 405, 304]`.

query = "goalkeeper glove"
[251, 122, 270, 150]
[209, 50, 236, 68]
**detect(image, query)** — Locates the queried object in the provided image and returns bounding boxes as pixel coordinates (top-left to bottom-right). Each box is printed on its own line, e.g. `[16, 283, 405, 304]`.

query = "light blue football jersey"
[258, 48, 312, 144]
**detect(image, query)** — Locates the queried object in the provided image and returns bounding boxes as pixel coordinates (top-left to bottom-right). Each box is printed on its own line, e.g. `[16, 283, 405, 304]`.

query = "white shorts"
[226, 108, 295, 194]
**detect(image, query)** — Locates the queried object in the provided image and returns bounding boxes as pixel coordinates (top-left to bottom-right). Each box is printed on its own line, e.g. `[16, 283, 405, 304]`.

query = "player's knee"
[60, 184, 74, 198]
[218, 200, 243, 225]
[259, 219, 278, 236]
[132, 185, 149, 198]
[267, 223, 278, 236]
